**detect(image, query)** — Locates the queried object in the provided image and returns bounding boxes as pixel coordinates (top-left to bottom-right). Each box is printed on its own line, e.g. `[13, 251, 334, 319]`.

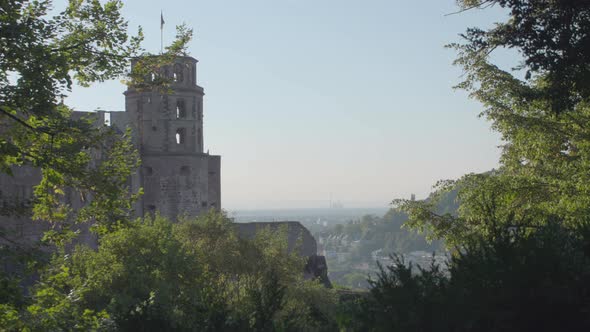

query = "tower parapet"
[124, 56, 204, 155]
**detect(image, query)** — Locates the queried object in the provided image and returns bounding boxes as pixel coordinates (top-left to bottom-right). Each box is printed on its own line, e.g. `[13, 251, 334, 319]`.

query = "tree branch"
[0, 106, 59, 136]
[444, 0, 495, 17]
[50, 41, 89, 53]
[0, 107, 38, 132]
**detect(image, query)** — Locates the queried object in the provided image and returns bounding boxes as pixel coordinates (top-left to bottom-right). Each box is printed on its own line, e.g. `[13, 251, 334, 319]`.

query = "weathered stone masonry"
[0, 55, 330, 286]
[120, 56, 221, 220]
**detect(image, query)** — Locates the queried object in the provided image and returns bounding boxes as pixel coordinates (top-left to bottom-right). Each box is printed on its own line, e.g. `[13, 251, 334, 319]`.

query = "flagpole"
[160, 11, 164, 54]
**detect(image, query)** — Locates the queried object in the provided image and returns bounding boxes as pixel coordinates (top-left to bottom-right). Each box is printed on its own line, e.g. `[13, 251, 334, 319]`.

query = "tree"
[370, 2, 590, 330]
[2, 212, 339, 331]
[0, 0, 193, 325]
[20, 215, 224, 331]
[457, 0, 590, 114]
[175, 212, 339, 331]
[354, 222, 590, 332]
[396, 0, 590, 246]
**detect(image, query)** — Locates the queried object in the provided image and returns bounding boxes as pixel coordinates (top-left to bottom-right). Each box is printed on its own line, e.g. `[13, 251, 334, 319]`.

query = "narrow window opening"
[147, 96, 152, 104]
[104, 112, 111, 126]
[201, 201, 207, 208]
[174, 63, 184, 82]
[176, 128, 186, 144]
[185, 63, 192, 83]
[176, 99, 186, 118]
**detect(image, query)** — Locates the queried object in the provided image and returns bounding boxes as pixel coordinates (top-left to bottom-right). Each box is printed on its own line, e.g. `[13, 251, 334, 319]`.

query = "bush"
[354, 222, 590, 332]
[6, 212, 339, 331]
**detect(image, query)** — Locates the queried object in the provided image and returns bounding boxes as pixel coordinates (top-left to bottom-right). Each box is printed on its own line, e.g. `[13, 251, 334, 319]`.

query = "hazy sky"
[63, 0, 509, 210]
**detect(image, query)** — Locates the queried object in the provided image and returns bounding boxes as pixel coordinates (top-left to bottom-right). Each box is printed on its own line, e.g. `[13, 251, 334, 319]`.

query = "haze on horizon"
[63, 0, 509, 210]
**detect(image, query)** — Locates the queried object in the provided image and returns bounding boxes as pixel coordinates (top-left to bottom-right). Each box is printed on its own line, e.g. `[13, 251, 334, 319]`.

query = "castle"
[0, 55, 330, 286]
[0, 56, 220, 245]
[107, 56, 221, 220]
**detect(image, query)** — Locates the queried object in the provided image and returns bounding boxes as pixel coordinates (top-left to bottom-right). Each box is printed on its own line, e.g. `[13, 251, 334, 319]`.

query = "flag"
[161, 11, 165, 29]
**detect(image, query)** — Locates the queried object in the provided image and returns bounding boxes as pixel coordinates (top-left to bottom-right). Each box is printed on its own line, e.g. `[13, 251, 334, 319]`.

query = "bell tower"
[124, 56, 221, 220]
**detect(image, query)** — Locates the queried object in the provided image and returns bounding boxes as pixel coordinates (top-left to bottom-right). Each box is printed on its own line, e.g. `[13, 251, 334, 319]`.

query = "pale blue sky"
[64, 0, 509, 210]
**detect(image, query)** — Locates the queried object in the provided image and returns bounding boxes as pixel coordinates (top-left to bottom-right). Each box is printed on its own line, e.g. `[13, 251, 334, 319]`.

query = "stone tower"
[123, 56, 221, 220]
[0, 55, 220, 249]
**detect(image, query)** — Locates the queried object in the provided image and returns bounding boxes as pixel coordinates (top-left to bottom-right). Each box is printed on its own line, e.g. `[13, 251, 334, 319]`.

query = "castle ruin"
[108, 56, 221, 220]
[0, 55, 329, 286]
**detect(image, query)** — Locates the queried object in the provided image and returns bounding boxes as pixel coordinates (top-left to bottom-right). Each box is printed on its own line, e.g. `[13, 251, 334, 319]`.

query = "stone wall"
[122, 56, 221, 219]
[235, 221, 331, 287]
[0, 55, 329, 287]
[0, 165, 45, 246]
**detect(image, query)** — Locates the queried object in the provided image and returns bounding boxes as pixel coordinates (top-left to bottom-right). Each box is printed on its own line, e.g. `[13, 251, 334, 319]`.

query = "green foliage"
[23, 258, 112, 331]
[396, 0, 590, 249]
[63, 217, 217, 330]
[281, 279, 338, 331]
[0, 0, 192, 243]
[357, 256, 448, 332]
[340, 272, 369, 290]
[323, 202, 452, 289]
[353, 222, 590, 332]
[454, 0, 590, 115]
[326, 204, 449, 258]
[0, 242, 50, 332]
[3, 212, 339, 331]
[174, 212, 336, 331]
[0, 2, 194, 320]
[374, 2, 590, 331]
[0, 3, 337, 331]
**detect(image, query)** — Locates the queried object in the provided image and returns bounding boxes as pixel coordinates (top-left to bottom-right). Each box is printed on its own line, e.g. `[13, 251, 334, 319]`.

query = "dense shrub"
[354, 222, 590, 332]
[2, 212, 338, 331]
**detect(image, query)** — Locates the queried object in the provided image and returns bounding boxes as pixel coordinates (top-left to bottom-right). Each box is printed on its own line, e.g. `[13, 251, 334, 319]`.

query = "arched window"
[174, 63, 184, 82]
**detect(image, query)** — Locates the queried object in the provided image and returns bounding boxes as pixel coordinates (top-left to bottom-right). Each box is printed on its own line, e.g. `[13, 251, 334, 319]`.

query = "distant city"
[229, 207, 389, 225]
